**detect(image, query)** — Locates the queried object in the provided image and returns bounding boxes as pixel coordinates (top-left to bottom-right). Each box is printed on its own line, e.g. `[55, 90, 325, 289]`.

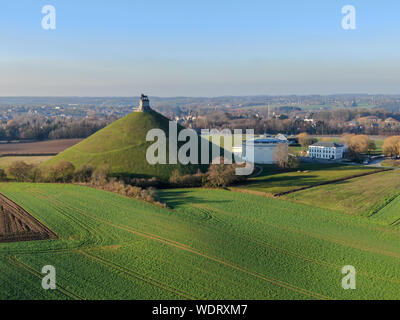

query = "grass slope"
[0, 183, 399, 299]
[42, 111, 202, 180]
[236, 163, 382, 195]
[283, 170, 400, 218]
[370, 193, 400, 226]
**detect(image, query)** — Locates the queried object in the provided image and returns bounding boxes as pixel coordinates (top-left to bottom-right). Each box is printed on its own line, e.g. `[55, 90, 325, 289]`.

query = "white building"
[233, 137, 288, 164]
[308, 142, 345, 160]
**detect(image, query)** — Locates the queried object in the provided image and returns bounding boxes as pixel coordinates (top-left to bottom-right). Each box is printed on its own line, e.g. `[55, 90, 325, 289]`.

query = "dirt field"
[0, 193, 56, 243]
[0, 139, 82, 155]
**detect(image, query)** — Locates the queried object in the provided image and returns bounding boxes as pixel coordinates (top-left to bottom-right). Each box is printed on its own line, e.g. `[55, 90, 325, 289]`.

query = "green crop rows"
[0, 183, 399, 299]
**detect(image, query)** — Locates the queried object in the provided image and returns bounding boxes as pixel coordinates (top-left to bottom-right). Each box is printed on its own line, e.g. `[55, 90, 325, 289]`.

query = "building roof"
[310, 142, 344, 148]
[275, 133, 288, 140]
[358, 116, 378, 122]
[244, 138, 288, 145]
[385, 117, 399, 123]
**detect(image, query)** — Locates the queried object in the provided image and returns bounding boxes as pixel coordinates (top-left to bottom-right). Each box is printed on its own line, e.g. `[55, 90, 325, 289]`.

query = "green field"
[370, 190, 400, 226]
[236, 163, 383, 195]
[283, 170, 400, 218]
[0, 183, 399, 299]
[0, 156, 53, 170]
[382, 159, 400, 167]
[374, 139, 384, 152]
[288, 145, 303, 155]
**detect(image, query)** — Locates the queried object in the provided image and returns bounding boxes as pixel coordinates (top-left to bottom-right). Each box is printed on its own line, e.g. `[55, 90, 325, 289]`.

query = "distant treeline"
[185, 108, 400, 136]
[0, 115, 116, 141]
[3, 108, 400, 141]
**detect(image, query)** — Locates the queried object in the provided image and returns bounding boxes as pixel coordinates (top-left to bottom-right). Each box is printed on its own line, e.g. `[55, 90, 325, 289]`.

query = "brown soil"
[0, 139, 82, 155]
[0, 193, 56, 243]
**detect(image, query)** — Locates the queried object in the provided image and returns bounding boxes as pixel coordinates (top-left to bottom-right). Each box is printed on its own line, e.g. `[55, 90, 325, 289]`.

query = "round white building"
[233, 137, 288, 164]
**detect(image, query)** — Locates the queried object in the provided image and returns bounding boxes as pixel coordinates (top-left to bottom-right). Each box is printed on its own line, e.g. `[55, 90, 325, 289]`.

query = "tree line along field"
[235, 163, 384, 196]
[0, 183, 399, 300]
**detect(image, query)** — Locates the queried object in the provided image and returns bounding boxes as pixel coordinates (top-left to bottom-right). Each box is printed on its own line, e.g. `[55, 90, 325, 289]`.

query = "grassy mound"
[42, 111, 204, 180]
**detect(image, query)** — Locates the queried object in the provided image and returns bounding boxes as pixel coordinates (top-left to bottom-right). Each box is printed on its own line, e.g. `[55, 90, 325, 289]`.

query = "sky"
[0, 0, 400, 97]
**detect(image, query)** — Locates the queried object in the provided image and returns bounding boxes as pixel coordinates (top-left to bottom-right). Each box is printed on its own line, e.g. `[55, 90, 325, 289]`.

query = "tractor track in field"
[1, 184, 399, 300]
[236, 168, 389, 198]
[194, 205, 358, 269]
[46, 197, 331, 300]
[77, 250, 198, 300]
[390, 217, 400, 227]
[34, 192, 101, 238]
[92, 224, 332, 300]
[227, 187, 400, 237]
[238, 204, 400, 259]
[192, 204, 400, 284]
[273, 168, 389, 197]
[6, 189, 399, 293]
[33, 191, 106, 249]
[192, 194, 400, 259]
[6, 255, 84, 300]
[365, 191, 400, 227]
[4, 187, 400, 299]
[1, 246, 73, 256]
[367, 192, 400, 221]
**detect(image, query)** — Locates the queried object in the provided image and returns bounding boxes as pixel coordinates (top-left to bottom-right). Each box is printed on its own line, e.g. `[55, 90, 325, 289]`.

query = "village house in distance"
[308, 142, 345, 160]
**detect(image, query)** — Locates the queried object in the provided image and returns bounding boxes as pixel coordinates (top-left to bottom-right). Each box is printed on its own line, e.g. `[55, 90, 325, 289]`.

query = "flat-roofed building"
[308, 142, 345, 160]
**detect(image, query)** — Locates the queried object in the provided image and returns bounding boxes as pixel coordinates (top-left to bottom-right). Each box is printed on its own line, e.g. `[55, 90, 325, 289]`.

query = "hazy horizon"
[1, 0, 400, 96]
[0, 93, 398, 99]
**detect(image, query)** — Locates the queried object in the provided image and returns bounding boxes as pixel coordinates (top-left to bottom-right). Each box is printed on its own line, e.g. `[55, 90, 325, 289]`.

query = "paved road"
[365, 158, 384, 167]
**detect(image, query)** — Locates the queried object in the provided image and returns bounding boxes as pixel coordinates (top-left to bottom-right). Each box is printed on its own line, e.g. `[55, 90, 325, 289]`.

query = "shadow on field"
[244, 174, 320, 188]
[159, 190, 230, 209]
[257, 163, 372, 178]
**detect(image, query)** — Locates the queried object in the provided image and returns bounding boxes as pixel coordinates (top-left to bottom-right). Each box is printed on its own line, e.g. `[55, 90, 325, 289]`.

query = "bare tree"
[273, 144, 289, 168]
[6, 161, 35, 182]
[49, 161, 75, 183]
[297, 133, 317, 151]
[206, 157, 241, 187]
